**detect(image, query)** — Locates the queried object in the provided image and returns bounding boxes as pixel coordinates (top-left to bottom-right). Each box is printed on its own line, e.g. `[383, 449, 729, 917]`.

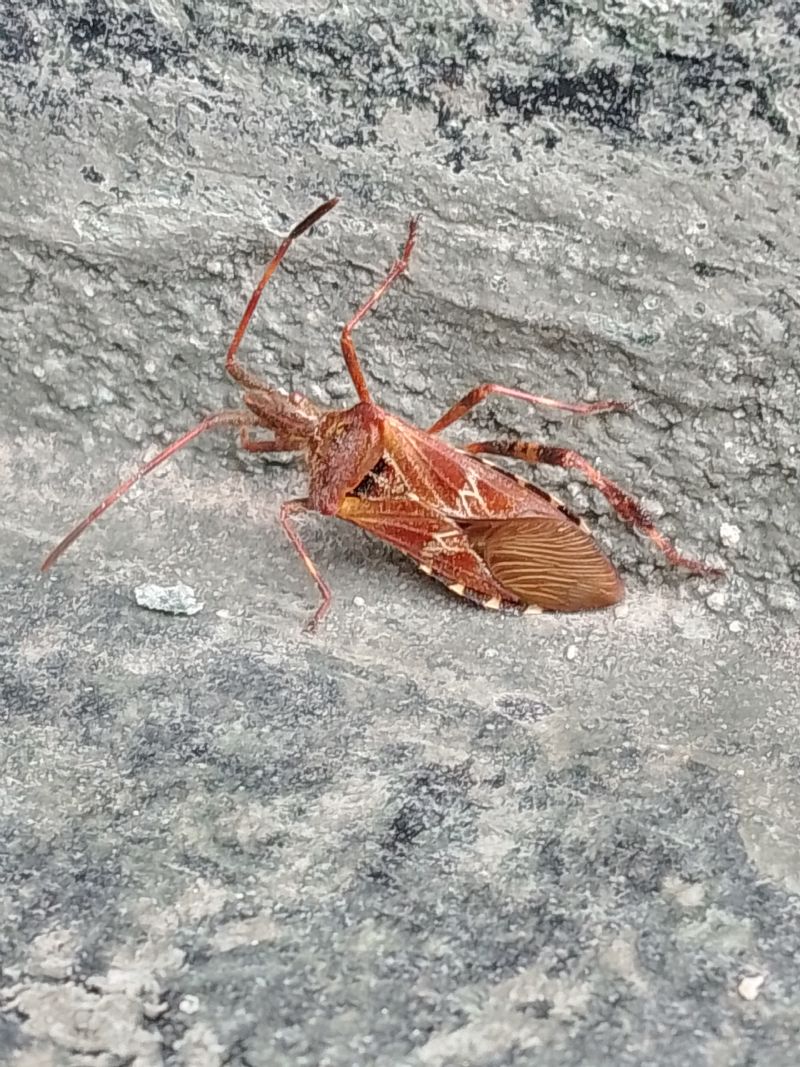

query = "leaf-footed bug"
[42, 199, 722, 629]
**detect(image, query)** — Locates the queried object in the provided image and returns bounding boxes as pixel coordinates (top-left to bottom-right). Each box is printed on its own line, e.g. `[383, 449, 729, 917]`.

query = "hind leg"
[464, 439, 723, 576]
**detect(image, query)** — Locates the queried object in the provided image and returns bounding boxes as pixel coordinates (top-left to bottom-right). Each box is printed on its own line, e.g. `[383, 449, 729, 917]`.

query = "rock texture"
[2, 3, 799, 1065]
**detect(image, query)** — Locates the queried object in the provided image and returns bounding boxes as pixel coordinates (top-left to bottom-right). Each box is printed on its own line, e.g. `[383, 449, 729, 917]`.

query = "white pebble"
[729, 620, 744, 634]
[353, 595, 366, 608]
[566, 644, 578, 661]
[737, 974, 765, 1001]
[706, 591, 727, 612]
[179, 994, 200, 1014]
[640, 496, 665, 519]
[134, 582, 203, 616]
[719, 522, 741, 548]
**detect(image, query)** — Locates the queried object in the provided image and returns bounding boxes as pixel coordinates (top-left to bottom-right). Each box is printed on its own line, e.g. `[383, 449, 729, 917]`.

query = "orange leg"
[279, 499, 333, 631]
[42, 411, 257, 572]
[429, 384, 627, 435]
[225, 197, 339, 390]
[464, 439, 723, 577]
[239, 429, 296, 453]
[341, 217, 418, 403]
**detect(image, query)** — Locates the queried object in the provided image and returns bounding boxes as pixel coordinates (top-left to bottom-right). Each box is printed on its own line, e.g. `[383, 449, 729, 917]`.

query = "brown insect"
[42, 198, 721, 629]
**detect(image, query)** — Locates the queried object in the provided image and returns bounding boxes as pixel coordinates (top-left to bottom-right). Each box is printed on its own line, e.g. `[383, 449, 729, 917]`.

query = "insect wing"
[382, 416, 554, 520]
[336, 495, 518, 606]
[464, 517, 624, 611]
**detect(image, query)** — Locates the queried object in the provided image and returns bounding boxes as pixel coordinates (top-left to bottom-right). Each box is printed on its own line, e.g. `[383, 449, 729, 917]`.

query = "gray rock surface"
[2, 2, 799, 1064]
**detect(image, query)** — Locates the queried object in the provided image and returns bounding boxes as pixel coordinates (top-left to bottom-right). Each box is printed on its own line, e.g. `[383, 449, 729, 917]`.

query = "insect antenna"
[41, 410, 255, 572]
[226, 196, 340, 388]
[42, 197, 339, 575]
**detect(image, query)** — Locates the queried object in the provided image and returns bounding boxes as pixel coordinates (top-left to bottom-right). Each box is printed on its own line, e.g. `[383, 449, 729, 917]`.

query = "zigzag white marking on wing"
[455, 468, 487, 515]
[425, 526, 465, 557]
[357, 511, 466, 560]
[400, 432, 477, 512]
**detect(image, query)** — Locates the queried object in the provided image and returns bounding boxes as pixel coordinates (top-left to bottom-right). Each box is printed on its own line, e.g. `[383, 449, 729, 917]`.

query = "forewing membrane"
[465, 517, 624, 611]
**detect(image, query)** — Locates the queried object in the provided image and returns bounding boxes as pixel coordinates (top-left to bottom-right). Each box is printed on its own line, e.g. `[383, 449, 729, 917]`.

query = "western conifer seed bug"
[42, 198, 722, 629]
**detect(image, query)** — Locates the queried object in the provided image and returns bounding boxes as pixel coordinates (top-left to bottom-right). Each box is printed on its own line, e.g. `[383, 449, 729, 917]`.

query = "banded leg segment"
[341, 217, 419, 403]
[225, 197, 339, 391]
[280, 499, 333, 631]
[464, 439, 723, 577]
[429, 384, 628, 435]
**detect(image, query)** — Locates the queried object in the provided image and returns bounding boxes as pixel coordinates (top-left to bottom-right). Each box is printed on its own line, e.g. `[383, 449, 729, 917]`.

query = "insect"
[42, 198, 722, 629]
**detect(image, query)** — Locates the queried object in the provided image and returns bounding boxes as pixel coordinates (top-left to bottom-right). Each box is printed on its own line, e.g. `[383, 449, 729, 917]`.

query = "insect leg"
[341, 217, 418, 403]
[42, 410, 258, 571]
[464, 439, 723, 577]
[428, 384, 627, 434]
[239, 429, 297, 453]
[225, 197, 339, 390]
[279, 499, 333, 631]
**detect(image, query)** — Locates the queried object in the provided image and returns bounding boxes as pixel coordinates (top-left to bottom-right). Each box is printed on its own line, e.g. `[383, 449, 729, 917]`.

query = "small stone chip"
[640, 496, 665, 519]
[719, 522, 741, 549]
[134, 582, 203, 616]
[737, 973, 765, 1001]
[706, 591, 727, 613]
